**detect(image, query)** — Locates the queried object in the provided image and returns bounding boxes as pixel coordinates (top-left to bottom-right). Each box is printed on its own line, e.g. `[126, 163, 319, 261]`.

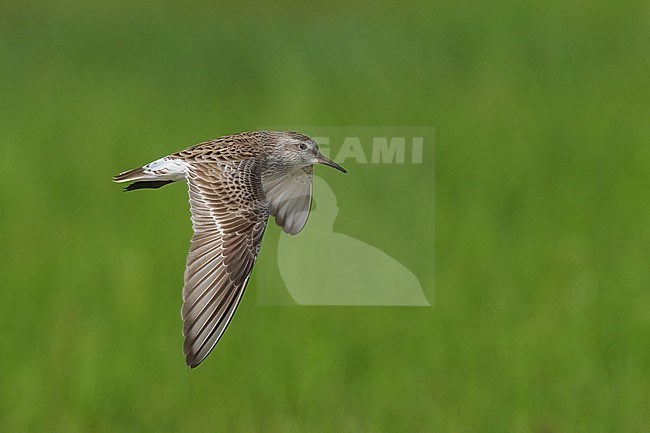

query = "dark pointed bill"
[315, 152, 347, 173]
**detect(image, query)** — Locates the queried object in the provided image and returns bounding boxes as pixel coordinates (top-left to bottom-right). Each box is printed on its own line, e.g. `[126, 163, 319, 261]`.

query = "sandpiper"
[114, 130, 346, 368]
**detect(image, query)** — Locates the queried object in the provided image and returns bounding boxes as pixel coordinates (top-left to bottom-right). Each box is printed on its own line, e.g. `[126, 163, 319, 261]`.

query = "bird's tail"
[114, 157, 188, 191]
[113, 166, 174, 192]
[113, 166, 147, 183]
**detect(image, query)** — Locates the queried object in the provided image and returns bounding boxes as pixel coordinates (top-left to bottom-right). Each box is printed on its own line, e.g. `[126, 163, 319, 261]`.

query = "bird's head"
[273, 131, 347, 174]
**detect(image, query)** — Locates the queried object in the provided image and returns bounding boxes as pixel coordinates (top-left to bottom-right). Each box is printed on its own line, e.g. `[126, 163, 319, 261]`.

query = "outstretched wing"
[181, 161, 269, 368]
[262, 166, 313, 235]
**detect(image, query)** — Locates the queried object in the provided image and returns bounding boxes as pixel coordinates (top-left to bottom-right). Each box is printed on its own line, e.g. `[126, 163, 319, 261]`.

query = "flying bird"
[113, 131, 346, 368]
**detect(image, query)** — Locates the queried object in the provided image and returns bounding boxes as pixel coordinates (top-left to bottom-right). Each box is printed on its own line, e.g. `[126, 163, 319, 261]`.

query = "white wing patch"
[262, 166, 313, 235]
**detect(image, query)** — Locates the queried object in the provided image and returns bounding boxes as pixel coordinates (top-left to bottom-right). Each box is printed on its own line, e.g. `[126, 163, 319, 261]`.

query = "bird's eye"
[298, 143, 307, 151]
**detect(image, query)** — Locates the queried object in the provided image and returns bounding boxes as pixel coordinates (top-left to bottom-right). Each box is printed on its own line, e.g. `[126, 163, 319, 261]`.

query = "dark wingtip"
[186, 358, 201, 369]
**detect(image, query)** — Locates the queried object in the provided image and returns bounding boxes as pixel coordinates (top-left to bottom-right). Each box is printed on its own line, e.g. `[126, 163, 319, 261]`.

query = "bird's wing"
[262, 166, 313, 235]
[181, 161, 269, 368]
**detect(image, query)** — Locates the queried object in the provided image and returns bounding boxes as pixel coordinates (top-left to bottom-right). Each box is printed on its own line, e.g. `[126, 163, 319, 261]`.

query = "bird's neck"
[261, 157, 298, 182]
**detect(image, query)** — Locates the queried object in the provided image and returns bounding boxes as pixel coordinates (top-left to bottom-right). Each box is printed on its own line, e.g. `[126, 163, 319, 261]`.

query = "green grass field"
[1, 0, 648, 431]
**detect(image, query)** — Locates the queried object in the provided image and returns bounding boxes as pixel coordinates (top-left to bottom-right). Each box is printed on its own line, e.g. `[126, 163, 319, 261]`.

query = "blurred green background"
[1, 0, 648, 431]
